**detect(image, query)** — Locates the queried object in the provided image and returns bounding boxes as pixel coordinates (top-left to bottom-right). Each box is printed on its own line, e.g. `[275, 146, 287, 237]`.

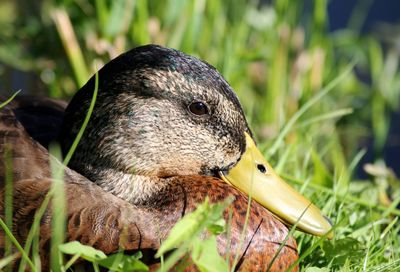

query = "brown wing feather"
[0, 105, 153, 269]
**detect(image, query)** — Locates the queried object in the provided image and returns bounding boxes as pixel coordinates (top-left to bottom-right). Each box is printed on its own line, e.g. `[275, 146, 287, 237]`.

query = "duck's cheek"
[211, 139, 243, 168]
[156, 158, 204, 176]
[133, 148, 207, 177]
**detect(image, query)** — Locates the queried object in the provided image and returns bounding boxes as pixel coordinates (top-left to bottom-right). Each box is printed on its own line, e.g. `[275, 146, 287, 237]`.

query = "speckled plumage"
[1, 45, 299, 271]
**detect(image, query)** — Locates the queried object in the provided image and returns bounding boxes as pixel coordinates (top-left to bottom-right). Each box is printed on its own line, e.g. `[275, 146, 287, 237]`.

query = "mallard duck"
[0, 45, 332, 271]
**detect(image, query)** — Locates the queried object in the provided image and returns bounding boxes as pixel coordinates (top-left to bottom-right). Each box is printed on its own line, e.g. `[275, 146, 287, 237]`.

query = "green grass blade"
[62, 71, 99, 167]
[3, 145, 13, 272]
[0, 90, 21, 108]
[50, 144, 66, 272]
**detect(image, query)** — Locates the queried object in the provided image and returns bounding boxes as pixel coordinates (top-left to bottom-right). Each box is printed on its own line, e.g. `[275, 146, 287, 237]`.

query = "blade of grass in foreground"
[50, 144, 66, 272]
[156, 198, 231, 272]
[62, 71, 99, 167]
[0, 253, 19, 270]
[4, 145, 13, 272]
[0, 90, 21, 108]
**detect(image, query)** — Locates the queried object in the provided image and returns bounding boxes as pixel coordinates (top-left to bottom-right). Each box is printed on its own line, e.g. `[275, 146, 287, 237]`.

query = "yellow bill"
[219, 132, 333, 238]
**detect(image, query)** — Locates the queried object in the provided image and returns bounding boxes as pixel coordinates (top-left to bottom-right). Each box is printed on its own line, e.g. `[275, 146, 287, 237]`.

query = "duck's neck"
[93, 168, 170, 205]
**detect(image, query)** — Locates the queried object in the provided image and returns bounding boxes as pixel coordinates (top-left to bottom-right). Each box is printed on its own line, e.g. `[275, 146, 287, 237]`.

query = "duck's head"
[60, 44, 332, 237]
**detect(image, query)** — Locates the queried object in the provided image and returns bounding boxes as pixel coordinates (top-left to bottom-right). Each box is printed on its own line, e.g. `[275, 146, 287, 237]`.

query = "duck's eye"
[188, 101, 208, 115]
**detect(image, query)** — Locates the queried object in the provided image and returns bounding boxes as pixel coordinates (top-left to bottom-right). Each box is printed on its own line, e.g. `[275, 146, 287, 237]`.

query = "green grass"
[1, 0, 400, 271]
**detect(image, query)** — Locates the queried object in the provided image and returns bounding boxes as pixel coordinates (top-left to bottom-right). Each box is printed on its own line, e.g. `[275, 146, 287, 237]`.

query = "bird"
[0, 44, 332, 271]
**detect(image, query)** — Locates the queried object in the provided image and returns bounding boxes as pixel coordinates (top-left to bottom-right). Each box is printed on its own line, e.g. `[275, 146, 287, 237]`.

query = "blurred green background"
[1, 0, 400, 270]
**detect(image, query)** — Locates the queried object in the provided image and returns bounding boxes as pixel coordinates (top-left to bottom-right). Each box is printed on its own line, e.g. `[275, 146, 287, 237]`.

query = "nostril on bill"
[257, 164, 266, 174]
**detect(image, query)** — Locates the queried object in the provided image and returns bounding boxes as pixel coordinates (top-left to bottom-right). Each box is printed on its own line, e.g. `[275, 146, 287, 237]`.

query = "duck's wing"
[0, 105, 161, 269]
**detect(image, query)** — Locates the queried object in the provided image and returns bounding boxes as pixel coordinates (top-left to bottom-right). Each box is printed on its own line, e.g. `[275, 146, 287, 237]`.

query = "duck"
[0, 44, 332, 271]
